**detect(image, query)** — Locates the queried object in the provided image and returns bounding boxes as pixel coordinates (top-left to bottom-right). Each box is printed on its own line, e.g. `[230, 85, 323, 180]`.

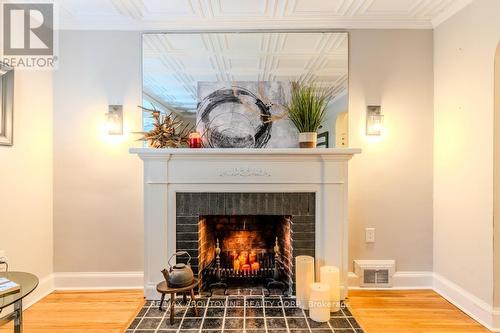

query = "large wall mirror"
[142, 31, 348, 148]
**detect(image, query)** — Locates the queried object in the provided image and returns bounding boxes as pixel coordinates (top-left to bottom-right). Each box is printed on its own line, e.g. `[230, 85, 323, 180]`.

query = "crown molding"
[59, 17, 435, 31]
[431, 0, 474, 28]
[58, 0, 473, 31]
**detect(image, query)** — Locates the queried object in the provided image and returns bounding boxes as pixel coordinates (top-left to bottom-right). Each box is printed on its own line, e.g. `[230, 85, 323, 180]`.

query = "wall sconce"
[366, 105, 384, 136]
[106, 105, 123, 135]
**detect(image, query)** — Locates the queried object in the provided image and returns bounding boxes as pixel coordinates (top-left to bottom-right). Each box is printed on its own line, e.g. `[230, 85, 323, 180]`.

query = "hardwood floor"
[348, 290, 491, 333]
[0, 289, 492, 333]
[0, 290, 144, 333]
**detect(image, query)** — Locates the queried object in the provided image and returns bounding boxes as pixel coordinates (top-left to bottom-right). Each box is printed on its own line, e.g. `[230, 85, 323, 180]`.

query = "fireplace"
[199, 215, 293, 295]
[175, 192, 315, 295]
[131, 148, 359, 300]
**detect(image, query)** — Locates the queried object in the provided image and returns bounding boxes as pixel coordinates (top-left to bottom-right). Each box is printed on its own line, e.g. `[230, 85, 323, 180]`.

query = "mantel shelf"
[130, 147, 361, 156]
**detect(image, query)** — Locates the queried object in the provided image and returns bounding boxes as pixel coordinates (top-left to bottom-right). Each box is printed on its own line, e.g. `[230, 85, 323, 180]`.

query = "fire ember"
[198, 215, 292, 296]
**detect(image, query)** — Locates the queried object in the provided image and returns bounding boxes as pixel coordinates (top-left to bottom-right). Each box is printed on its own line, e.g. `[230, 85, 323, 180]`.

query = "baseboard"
[493, 308, 500, 332]
[433, 273, 500, 332]
[27, 270, 500, 332]
[145, 282, 159, 300]
[348, 271, 433, 289]
[53, 271, 143, 290]
[24, 273, 54, 309]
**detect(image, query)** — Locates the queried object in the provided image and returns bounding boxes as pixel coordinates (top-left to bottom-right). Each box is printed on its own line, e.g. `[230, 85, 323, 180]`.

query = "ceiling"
[58, 0, 473, 30]
[143, 32, 348, 115]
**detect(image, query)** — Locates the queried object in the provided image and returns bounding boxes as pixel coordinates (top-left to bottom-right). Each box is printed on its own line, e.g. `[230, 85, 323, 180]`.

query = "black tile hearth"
[126, 293, 363, 333]
[225, 317, 245, 329]
[227, 297, 245, 307]
[180, 318, 203, 329]
[202, 317, 223, 329]
[205, 307, 225, 317]
[286, 317, 308, 329]
[329, 317, 352, 329]
[245, 306, 264, 317]
[284, 307, 305, 317]
[306, 317, 331, 329]
[136, 317, 162, 329]
[266, 317, 287, 329]
[225, 306, 245, 317]
[246, 317, 265, 329]
[265, 307, 285, 317]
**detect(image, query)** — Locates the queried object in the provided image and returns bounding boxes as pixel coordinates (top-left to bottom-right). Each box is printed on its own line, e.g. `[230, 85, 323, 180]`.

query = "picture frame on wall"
[317, 131, 329, 148]
[0, 63, 14, 146]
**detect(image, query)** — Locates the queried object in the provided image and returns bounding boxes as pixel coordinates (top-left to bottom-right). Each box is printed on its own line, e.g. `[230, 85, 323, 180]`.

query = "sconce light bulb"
[366, 106, 384, 136]
[106, 105, 123, 135]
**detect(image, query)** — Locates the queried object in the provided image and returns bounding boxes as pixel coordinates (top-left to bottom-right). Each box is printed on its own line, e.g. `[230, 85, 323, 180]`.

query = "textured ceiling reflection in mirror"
[143, 32, 348, 116]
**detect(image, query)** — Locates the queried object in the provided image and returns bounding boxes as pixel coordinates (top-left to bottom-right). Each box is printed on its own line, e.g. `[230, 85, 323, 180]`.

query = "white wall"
[51, 29, 435, 277]
[494, 42, 500, 308]
[0, 70, 54, 303]
[348, 29, 434, 272]
[434, 0, 500, 314]
[53, 31, 143, 272]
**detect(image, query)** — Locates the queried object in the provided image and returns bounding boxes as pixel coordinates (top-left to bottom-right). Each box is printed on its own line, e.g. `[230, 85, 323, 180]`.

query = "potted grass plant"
[286, 82, 332, 148]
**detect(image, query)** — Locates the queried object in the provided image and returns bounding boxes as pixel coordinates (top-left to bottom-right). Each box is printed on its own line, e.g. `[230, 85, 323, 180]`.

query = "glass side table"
[0, 272, 39, 333]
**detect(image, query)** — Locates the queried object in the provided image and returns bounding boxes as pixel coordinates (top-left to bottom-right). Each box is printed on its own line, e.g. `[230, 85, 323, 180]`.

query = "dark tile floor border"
[126, 293, 364, 333]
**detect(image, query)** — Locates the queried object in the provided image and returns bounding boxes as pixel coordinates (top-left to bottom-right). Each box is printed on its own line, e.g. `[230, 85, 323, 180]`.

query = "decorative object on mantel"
[137, 105, 194, 148]
[316, 131, 329, 148]
[320, 265, 341, 312]
[286, 82, 332, 148]
[188, 131, 202, 148]
[161, 251, 194, 288]
[295, 255, 315, 310]
[197, 81, 298, 148]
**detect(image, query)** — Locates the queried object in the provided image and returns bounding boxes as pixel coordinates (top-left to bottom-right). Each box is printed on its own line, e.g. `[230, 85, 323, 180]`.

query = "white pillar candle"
[309, 282, 331, 323]
[320, 265, 341, 312]
[295, 255, 314, 309]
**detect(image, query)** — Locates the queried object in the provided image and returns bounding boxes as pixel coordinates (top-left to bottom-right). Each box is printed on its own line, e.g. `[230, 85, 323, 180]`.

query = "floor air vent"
[354, 260, 395, 288]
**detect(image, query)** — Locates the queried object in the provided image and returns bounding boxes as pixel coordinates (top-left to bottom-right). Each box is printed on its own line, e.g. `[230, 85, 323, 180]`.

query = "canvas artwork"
[197, 81, 298, 148]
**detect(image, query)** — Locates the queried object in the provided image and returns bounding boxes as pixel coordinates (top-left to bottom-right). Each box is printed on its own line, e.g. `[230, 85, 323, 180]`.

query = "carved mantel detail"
[219, 167, 271, 177]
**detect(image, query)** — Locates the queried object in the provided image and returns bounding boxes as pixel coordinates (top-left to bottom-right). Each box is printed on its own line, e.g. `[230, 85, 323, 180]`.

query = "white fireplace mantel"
[131, 148, 360, 299]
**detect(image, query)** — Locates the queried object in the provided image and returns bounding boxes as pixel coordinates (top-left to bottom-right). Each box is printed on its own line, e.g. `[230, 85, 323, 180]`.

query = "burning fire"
[230, 250, 260, 272]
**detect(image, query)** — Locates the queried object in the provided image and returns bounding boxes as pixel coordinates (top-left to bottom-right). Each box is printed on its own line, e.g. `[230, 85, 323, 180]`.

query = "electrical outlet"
[365, 228, 375, 243]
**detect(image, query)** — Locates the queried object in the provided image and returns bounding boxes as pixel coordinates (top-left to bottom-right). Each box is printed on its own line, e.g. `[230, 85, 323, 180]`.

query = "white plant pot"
[299, 132, 317, 148]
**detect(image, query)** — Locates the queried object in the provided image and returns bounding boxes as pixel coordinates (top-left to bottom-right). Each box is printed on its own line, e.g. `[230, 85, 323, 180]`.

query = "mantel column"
[141, 155, 170, 299]
[320, 156, 349, 299]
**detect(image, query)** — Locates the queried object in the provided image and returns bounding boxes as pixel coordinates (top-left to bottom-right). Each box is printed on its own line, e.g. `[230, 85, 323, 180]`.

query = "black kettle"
[161, 251, 194, 288]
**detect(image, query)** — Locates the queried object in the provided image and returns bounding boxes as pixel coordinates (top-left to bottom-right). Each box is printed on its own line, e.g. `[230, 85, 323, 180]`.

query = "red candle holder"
[188, 132, 202, 148]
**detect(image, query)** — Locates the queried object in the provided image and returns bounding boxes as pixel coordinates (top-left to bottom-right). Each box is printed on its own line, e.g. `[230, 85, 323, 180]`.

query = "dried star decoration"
[137, 105, 194, 148]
